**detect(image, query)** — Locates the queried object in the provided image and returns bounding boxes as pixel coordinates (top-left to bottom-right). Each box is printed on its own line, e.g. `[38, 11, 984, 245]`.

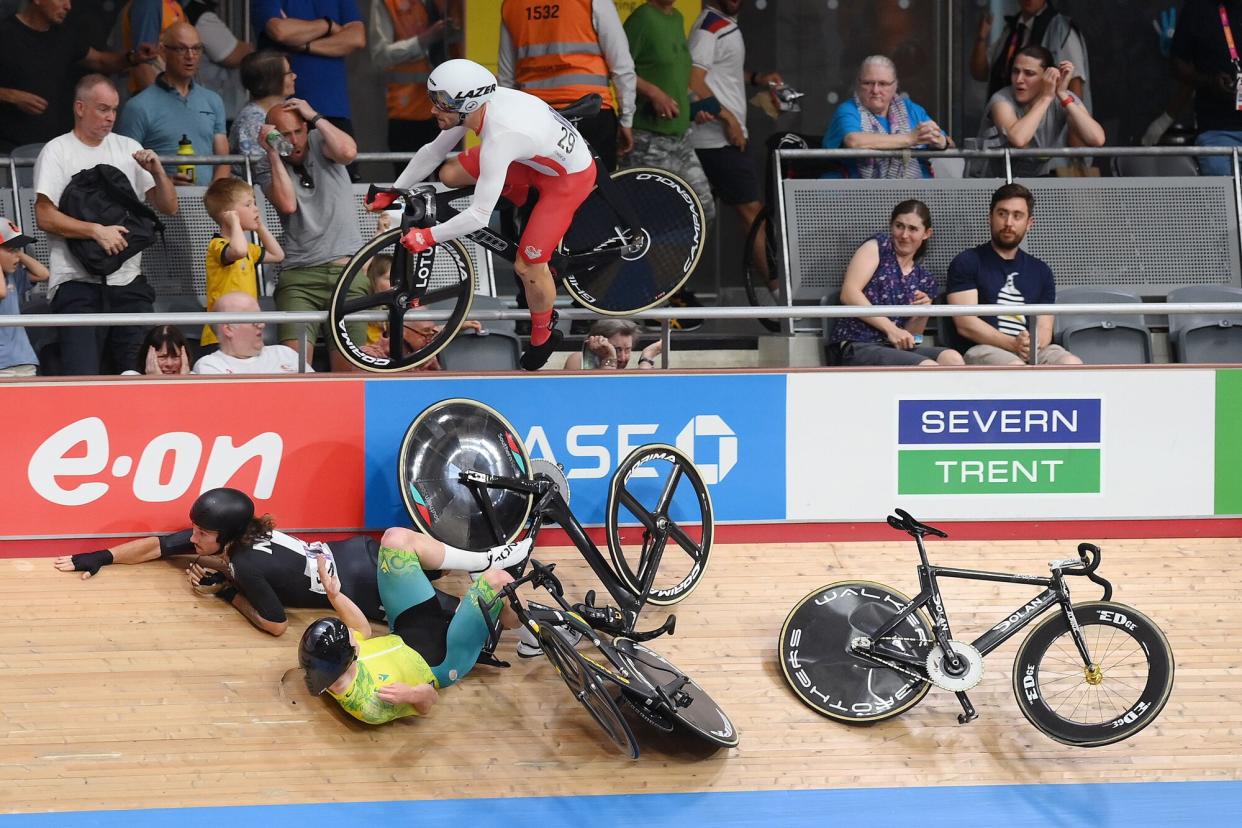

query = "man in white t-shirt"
[33, 73, 179, 376]
[193, 291, 308, 374]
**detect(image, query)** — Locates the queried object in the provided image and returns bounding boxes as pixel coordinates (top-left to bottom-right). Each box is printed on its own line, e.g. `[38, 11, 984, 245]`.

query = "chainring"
[530, 458, 570, 506]
[925, 641, 985, 692]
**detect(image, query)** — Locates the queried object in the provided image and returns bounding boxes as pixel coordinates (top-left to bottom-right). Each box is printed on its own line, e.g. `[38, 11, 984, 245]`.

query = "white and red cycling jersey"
[393, 87, 596, 262]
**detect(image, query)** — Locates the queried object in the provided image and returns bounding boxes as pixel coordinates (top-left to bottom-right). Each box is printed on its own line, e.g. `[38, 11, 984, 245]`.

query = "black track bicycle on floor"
[397, 398, 731, 757]
[328, 97, 706, 372]
[780, 508, 1174, 746]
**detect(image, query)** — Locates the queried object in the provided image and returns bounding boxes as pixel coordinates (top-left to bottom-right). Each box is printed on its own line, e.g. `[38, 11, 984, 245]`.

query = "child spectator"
[200, 177, 284, 350]
[365, 252, 392, 346]
[0, 217, 49, 377]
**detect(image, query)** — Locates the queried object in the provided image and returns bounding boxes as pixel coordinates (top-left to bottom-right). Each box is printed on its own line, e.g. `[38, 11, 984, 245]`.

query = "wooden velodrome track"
[3, 534, 1241, 824]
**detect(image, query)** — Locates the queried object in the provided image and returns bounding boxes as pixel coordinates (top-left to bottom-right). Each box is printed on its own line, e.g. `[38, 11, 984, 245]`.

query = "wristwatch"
[638, 356, 655, 366]
[307, 113, 323, 130]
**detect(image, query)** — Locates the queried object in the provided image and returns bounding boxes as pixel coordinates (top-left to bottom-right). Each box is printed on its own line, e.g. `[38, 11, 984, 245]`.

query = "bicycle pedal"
[571, 602, 626, 634]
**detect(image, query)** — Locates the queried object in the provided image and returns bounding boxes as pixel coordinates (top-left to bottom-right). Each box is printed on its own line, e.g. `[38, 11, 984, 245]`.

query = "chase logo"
[897, 399, 1101, 495]
[676, 415, 737, 484]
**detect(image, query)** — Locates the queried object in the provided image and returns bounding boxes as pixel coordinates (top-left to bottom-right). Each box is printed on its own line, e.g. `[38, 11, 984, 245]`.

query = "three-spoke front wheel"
[327, 229, 475, 373]
[605, 444, 713, 606]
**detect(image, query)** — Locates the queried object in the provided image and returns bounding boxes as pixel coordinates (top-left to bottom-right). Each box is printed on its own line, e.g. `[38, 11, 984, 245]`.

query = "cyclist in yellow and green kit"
[298, 526, 528, 724]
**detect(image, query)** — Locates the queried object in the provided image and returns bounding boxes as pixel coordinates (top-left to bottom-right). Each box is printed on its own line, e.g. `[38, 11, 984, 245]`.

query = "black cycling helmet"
[189, 487, 255, 549]
[299, 617, 356, 695]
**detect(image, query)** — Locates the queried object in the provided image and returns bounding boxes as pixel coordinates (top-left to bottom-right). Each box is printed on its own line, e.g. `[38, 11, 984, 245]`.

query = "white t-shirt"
[193, 345, 310, 374]
[34, 131, 156, 297]
[688, 7, 748, 150]
[393, 87, 594, 243]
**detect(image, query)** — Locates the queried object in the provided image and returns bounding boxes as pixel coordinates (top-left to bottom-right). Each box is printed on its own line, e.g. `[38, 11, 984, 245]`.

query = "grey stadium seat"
[153, 294, 206, 349]
[1167, 285, 1242, 363]
[436, 329, 521, 371]
[1112, 154, 1198, 178]
[1054, 287, 1152, 365]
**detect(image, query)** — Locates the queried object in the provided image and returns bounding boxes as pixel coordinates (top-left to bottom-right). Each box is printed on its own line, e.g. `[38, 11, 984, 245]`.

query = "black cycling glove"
[71, 549, 114, 576]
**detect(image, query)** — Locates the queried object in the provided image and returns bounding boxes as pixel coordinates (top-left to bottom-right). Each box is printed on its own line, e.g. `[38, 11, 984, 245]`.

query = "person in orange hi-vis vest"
[120, 0, 188, 94]
[368, 0, 463, 162]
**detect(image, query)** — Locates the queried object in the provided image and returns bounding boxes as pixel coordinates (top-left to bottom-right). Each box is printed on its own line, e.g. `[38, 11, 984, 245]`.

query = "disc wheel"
[539, 624, 640, 759]
[779, 581, 933, 723]
[614, 637, 738, 748]
[1013, 601, 1175, 747]
[742, 209, 782, 332]
[328, 229, 475, 372]
[559, 167, 706, 315]
[397, 398, 532, 550]
[605, 444, 713, 607]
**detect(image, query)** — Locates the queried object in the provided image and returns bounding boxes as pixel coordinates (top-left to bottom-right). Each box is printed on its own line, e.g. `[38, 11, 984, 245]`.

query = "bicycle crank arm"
[955, 691, 978, 725]
[849, 643, 929, 684]
[629, 614, 676, 642]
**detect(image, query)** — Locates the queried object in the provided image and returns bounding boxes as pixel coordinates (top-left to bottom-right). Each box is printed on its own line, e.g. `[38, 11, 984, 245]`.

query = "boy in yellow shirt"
[200, 178, 284, 348]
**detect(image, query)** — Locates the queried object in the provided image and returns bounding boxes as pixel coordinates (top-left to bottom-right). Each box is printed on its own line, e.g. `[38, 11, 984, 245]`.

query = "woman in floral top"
[827, 199, 963, 367]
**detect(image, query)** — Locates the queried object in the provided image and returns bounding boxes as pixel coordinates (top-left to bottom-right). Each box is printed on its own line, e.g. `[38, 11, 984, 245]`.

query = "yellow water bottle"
[176, 134, 195, 184]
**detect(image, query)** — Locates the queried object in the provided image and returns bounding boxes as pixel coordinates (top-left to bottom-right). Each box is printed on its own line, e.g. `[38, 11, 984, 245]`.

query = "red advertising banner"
[2, 379, 365, 539]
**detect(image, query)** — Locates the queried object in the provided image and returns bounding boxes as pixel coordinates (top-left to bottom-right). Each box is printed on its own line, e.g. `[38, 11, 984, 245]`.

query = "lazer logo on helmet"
[456, 83, 496, 99]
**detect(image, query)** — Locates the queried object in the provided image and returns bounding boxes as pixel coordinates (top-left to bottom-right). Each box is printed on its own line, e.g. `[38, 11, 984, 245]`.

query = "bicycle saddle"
[557, 93, 603, 123]
[887, 507, 948, 538]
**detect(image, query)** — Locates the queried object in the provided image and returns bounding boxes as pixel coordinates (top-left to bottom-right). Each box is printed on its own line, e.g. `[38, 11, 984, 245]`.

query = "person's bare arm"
[376, 682, 438, 715]
[283, 98, 356, 165]
[318, 555, 370, 633]
[16, 251, 49, 282]
[304, 21, 365, 58]
[969, 12, 993, 82]
[991, 90, 1055, 149]
[265, 15, 336, 47]
[839, 240, 913, 348]
[53, 536, 163, 578]
[36, 194, 128, 254]
[1036, 313, 1054, 349]
[217, 41, 254, 69]
[211, 134, 232, 182]
[219, 211, 249, 264]
[134, 149, 178, 215]
[262, 142, 298, 215]
[224, 591, 289, 636]
[948, 288, 1018, 351]
[257, 222, 285, 264]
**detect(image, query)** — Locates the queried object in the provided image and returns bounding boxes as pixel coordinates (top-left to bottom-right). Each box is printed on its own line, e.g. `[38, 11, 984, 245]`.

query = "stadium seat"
[820, 291, 841, 364]
[1054, 287, 1152, 365]
[20, 294, 59, 375]
[1112, 154, 1198, 177]
[258, 295, 280, 346]
[436, 329, 521, 371]
[6, 142, 44, 188]
[1167, 285, 1242, 363]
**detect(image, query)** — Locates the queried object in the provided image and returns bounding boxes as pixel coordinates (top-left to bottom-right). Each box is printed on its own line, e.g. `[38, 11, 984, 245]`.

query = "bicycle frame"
[458, 468, 674, 637]
[860, 530, 1111, 681]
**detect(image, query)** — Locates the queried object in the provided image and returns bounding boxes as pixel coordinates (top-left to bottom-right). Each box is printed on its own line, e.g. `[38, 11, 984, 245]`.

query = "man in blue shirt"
[251, 0, 364, 135]
[946, 183, 1081, 366]
[822, 55, 949, 179]
[116, 22, 229, 185]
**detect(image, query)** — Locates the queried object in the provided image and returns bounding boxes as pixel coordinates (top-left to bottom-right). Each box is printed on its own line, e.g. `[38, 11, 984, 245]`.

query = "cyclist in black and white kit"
[54, 488, 531, 636]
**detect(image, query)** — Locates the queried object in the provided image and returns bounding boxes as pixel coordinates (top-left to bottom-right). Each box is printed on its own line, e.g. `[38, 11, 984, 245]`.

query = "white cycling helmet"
[427, 59, 498, 115]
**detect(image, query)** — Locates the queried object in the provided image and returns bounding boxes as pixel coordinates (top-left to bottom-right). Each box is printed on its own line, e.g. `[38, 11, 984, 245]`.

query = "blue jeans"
[1195, 130, 1242, 176]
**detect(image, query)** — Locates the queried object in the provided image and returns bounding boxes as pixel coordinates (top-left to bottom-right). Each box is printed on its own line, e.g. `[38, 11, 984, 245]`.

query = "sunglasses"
[296, 168, 314, 189]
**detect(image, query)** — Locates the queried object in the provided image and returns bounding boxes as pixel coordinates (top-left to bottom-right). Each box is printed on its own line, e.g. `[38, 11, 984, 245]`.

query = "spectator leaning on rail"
[251, 0, 366, 168]
[193, 291, 307, 374]
[1169, 0, 1242, 176]
[0, 0, 158, 153]
[827, 200, 963, 368]
[0, 218, 50, 377]
[946, 183, 1082, 367]
[369, 0, 462, 157]
[562, 318, 662, 370]
[261, 96, 367, 371]
[115, 22, 230, 186]
[821, 55, 950, 180]
[621, 0, 715, 225]
[967, 45, 1104, 179]
[970, 0, 1091, 112]
[33, 74, 178, 376]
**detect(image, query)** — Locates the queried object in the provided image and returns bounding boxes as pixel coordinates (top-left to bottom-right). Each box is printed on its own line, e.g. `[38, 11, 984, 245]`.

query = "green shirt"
[328, 631, 437, 725]
[624, 4, 691, 136]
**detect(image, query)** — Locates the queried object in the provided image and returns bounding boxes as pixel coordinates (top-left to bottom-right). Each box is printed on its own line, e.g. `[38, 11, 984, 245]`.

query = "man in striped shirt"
[945, 183, 1081, 366]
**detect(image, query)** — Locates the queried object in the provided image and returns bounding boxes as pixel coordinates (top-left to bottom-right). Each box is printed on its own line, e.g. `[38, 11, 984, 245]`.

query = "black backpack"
[58, 164, 164, 277]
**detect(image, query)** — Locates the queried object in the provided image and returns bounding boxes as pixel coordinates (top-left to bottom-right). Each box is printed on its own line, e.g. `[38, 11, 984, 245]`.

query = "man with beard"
[945, 183, 1081, 366]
